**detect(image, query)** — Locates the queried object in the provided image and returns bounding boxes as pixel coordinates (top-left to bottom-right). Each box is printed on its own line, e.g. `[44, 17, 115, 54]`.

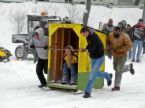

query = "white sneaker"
[41, 87, 50, 91]
[74, 90, 84, 94]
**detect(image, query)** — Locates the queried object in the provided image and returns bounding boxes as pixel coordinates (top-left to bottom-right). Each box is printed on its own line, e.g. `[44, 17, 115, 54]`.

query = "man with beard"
[107, 26, 135, 91]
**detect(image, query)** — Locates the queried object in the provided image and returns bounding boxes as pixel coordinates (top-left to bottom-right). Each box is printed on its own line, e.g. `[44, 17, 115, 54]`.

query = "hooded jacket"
[102, 23, 114, 34]
[107, 32, 132, 58]
[29, 28, 48, 60]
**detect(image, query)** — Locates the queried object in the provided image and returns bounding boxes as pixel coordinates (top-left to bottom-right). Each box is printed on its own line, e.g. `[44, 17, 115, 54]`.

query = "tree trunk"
[134, 0, 141, 6]
[35, 0, 37, 4]
[83, 0, 91, 25]
[142, 0, 145, 23]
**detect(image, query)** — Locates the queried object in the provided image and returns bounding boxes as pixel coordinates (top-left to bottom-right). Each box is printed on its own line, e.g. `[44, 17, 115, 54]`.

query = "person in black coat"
[80, 26, 112, 98]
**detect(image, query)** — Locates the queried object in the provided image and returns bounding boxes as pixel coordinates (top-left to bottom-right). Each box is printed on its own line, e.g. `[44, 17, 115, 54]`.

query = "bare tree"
[83, 0, 91, 25]
[31, 5, 38, 14]
[39, 3, 53, 16]
[34, 0, 37, 4]
[65, 3, 80, 23]
[32, 3, 57, 16]
[142, 0, 145, 23]
[9, 8, 27, 34]
[134, 0, 141, 6]
[53, 8, 59, 16]
[42, 5, 58, 16]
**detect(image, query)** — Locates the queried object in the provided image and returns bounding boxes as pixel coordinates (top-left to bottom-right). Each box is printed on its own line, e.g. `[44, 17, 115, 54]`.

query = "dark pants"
[113, 56, 130, 87]
[0, 57, 4, 62]
[143, 42, 145, 54]
[36, 58, 48, 85]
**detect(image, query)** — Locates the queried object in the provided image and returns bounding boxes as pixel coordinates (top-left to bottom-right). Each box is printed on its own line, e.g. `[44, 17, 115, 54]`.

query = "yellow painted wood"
[48, 24, 106, 74]
[0, 49, 7, 57]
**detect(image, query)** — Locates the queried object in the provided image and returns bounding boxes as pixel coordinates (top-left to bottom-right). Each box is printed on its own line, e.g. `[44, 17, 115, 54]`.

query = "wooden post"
[35, 0, 37, 4]
[142, 0, 145, 23]
[54, 32, 58, 81]
[83, 0, 91, 25]
[134, 0, 141, 6]
[60, 29, 65, 76]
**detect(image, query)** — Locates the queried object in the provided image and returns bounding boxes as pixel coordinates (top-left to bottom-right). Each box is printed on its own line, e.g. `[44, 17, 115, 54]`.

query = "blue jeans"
[85, 56, 111, 93]
[62, 63, 78, 83]
[132, 40, 143, 60]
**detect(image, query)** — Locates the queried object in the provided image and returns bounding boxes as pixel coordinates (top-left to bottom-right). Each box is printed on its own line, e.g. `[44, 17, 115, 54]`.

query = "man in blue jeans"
[80, 27, 112, 98]
[132, 18, 145, 62]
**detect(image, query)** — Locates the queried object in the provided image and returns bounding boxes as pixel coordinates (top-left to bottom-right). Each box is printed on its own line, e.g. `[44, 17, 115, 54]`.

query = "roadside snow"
[0, 2, 145, 108]
[0, 57, 145, 108]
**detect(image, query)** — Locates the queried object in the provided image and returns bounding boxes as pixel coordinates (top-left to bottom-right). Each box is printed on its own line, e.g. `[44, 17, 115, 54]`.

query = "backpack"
[133, 24, 145, 40]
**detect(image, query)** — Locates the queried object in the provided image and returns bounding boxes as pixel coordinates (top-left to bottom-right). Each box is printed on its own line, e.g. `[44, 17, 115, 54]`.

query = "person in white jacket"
[29, 20, 49, 88]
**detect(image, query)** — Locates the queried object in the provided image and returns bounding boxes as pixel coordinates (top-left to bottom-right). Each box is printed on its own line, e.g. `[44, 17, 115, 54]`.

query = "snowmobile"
[0, 47, 12, 62]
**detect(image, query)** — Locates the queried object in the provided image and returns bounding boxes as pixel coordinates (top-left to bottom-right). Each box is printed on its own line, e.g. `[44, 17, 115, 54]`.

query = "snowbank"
[0, 57, 145, 108]
[0, 2, 145, 108]
[0, 1, 143, 53]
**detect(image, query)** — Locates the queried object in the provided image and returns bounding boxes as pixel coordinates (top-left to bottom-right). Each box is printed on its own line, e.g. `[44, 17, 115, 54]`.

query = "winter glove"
[44, 46, 48, 49]
[79, 48, 86, 52]
[30, 45, 35, 49]
[106, 50, 112, 59]
[116, 48, 126, 53]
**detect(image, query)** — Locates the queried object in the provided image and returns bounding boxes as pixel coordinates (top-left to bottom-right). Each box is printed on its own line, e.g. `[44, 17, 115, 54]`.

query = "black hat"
[80, 26, 90, 33]
[139, 18, 143, 22]
[114, 26, 121, 31]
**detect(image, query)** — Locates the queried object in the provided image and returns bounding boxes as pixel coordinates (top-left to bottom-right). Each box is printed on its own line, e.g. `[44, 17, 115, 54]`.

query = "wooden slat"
[60, 28, 64, 79]
[48, 82, 77, 90]
[54, 32, 57, 81]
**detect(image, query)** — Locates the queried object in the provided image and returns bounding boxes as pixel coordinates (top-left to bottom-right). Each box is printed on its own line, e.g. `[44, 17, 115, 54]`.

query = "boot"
[136, 59, 140, 62]
[107, 74, 113, 86]
[61, 80, 67, 85]
[111, 86, 120, 91]
[38, 84, 47, 88]
[130, 63, 135, 75]
[132, 59, 135, 62]
[70, 81, 77, 85]
[83, 92, 91, 98]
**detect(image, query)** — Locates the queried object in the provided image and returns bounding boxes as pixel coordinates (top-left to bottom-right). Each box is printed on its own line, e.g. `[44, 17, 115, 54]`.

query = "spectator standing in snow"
[80, 27, 112, 98]
[61, 45, 78, 85]
[102, 18, 114, 34]
[102, 19, 114, 59]
[143, 41, 145, 54]
[107, 26, 135, 91]
[118, 20, 127, 33]
[29, 19, 48, 88]
[126, 24, 134, 59]
[132, 18, 145, 62]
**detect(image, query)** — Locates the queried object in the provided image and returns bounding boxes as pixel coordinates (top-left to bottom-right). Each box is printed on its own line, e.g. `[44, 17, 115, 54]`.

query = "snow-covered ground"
[0, 2, 145, 108]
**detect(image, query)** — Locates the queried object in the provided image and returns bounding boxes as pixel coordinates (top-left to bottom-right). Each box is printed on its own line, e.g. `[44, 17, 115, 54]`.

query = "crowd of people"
[29, 17, 145, 98]
[102, 18, 145, 62]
